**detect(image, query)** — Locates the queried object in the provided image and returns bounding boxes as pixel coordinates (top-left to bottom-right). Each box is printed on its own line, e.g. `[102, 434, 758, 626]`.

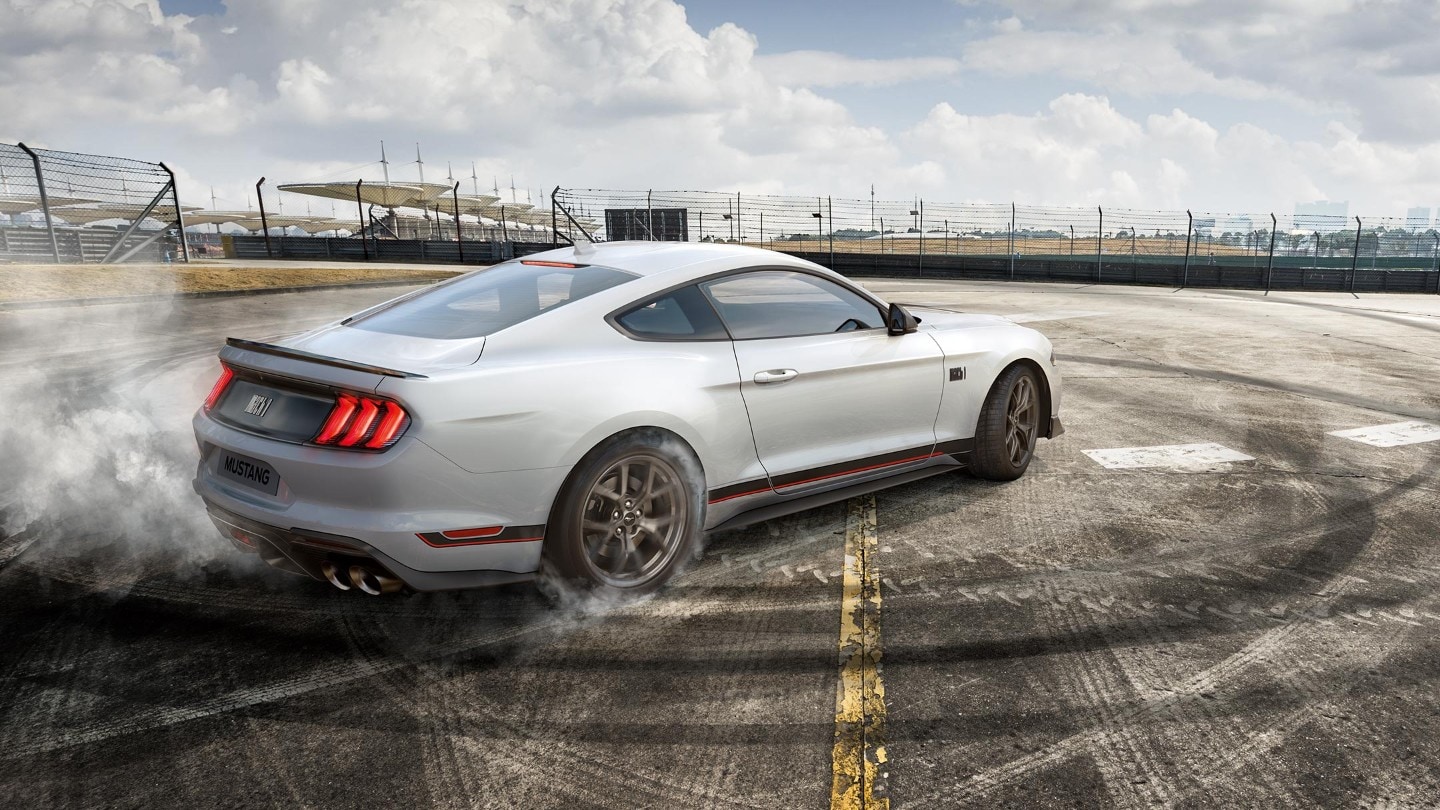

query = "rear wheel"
[968, 364, 1041, 481]
[543, 431, 704, 596]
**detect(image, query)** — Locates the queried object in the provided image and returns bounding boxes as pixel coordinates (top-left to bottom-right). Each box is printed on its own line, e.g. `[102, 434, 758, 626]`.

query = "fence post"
[1007, 203, 1015, 272]
[16, 143, 60, 263]
[453, 182, 465, 262]
[1182, 211, 1193, 287]
[549, 186, 558, 248]
[355, 179, 369, 261]
[1009, 202, 1016, 279]
[918, 198, 924, 277]
[159, 162, 189, 263]
[1096, 206, 1103, 282]
[1350, 216, 1362, 292]
[1265, 213, 1277, 293]
[256, 177, 272, 258]
[1433, 233, 1439, 294]
[828, 196, 834, 268]
[646, 190, 653, 241]
[737, 191, 742, 244]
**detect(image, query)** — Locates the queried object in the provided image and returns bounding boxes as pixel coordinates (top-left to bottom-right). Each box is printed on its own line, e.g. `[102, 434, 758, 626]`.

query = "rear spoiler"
[224, 338, 428, 380]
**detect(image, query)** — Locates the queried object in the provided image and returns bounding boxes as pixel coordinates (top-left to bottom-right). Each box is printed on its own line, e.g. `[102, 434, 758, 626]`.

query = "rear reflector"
[204, 365, 235, 411]
[313, 392, 409, 451]
[440, 526, 503, 540]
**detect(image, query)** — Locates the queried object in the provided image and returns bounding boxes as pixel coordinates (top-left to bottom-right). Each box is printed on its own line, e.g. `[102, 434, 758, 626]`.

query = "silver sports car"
[192, 242, 1062, 596]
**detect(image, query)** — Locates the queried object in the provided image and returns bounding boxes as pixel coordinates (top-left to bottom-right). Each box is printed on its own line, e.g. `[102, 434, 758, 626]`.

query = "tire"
[968, 364, 1042, 481]
[542, 430, 705, 597]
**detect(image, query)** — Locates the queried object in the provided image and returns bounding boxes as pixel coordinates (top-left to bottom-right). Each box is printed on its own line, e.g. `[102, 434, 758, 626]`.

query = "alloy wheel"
[579, 453, 688, 587]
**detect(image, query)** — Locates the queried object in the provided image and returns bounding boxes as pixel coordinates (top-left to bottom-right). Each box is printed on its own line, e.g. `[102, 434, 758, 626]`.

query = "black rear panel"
[211, 370, 335, 444]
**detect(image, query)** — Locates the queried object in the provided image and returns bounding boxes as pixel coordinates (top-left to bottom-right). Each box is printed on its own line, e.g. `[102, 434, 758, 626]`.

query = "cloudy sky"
[3, 0, 1437, 217]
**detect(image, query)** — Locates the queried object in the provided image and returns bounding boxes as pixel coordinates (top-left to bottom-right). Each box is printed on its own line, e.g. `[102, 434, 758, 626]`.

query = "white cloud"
[957, 0, 1440, 143]
[755, 51, 961, 88]
[2, 0, 1438, 218]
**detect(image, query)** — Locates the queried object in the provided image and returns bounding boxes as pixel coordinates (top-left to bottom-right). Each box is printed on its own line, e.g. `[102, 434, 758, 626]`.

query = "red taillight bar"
[365, 401, 407, 449]
[520, 260, 580, 268]
[313, 392, 409, 451]
[204, 365, 235, 411]
[338, 398, 380, 447]
[314, 393, 359, 444]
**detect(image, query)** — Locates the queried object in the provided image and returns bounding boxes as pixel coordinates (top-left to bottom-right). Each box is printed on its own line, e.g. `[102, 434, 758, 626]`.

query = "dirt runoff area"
[0, 260, 463, 303]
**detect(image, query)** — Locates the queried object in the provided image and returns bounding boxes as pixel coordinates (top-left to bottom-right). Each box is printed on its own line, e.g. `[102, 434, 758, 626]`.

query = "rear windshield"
[349, 261, 637, 339]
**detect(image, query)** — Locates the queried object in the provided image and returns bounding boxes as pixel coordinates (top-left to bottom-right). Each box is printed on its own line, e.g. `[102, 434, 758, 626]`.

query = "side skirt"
[707, 457, 964, 534]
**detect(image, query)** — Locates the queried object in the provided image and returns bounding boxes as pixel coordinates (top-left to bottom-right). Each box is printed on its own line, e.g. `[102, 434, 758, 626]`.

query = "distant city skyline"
[3, 1, 1438, 217]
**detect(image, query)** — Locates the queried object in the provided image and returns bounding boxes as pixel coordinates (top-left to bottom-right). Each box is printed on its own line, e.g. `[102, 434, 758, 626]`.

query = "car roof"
[520, 240, 816, 278]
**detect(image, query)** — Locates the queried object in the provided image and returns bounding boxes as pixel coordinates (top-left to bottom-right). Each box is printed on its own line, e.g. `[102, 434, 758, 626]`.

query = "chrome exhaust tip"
[348, 564, 403, 596]
[321, 561, 351, 591]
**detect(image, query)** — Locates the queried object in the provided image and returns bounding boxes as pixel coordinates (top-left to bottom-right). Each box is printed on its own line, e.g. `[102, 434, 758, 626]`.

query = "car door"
[700, 269, 945, 493]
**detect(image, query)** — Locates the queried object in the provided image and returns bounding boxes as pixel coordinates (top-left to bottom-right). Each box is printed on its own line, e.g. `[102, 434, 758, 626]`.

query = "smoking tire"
[542, 430, 705, 597]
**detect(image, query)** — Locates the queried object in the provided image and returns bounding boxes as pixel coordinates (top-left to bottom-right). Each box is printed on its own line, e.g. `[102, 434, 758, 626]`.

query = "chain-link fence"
[553, 189, 1440, 293]
[0, 143, 187, 264]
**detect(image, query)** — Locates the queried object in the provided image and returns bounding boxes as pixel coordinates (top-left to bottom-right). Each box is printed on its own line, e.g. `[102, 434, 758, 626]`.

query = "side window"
[700, 271, 885, 340]
[614, 285, 729, 340]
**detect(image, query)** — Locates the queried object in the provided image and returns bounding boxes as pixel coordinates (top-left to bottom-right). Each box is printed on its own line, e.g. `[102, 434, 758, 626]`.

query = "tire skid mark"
[1031, 582, 1180, 809]
[919, 542, 1410, 804]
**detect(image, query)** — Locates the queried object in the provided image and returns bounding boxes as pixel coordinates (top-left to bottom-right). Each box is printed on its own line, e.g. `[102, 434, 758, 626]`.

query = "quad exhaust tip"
[320, 561, 351, 591]
[347, 564, 403, 596]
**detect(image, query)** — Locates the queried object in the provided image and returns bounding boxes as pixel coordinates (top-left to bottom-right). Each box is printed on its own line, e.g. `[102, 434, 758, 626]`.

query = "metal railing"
[0, 143, 186, 264]
[553, 188, 1440, 293]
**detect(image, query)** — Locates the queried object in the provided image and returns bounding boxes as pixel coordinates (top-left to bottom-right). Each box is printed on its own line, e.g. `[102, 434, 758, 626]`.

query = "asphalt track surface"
[1, 278, 1438, 808]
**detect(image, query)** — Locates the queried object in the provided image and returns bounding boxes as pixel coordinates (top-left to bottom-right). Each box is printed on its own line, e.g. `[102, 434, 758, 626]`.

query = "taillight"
[204, 365, 235, 411]
[313, 393, 409, 450]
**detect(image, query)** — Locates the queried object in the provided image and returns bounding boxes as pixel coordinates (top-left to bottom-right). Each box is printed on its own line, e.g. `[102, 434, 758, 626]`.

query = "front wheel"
[542, 431, 704, 596]
[968, 364, 1041, 481]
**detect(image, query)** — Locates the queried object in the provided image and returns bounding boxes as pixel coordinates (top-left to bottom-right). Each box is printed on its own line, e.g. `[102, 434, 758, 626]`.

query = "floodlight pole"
[256, 177, 272, 257]
[918, 198, 924, 277]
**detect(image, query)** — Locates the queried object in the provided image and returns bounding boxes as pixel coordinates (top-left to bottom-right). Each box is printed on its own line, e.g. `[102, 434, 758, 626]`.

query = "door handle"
[754, 369, 798, 385]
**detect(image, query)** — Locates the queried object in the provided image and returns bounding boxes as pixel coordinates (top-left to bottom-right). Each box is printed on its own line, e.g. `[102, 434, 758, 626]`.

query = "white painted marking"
[1082, 442, 1255, 470]
[1327, 421, 1440, 448]
[1003, 310, 1110, 324]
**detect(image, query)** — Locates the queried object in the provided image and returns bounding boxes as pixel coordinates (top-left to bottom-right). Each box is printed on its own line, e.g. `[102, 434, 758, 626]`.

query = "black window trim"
[605, 265, 890, 343]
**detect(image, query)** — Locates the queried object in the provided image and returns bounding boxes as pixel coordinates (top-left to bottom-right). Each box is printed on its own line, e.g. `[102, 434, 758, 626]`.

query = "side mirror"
[887, 303, 919, 335]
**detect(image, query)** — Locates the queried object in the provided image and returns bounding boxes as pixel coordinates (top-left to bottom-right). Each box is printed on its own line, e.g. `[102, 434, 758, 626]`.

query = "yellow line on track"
[830, 494, 889, 810]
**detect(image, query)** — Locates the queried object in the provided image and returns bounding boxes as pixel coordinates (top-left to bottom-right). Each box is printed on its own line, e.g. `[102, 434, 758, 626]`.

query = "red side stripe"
[775, 452, 943, 491]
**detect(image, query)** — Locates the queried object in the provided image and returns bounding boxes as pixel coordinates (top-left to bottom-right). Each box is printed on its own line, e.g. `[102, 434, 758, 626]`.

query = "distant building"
[1294, 200, 1348, 233]
[1405, 206, 1432, 231]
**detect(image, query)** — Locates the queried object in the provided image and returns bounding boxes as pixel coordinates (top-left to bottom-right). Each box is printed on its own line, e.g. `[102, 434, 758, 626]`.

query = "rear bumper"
[192, 408, 567, 581]
[202, 502, 535, 592]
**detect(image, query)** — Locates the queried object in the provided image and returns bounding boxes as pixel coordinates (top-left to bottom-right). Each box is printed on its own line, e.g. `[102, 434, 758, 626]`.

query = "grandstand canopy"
[292, 218, 359, 234]
[183, 210, 261, 226]
[49, 202, 200, 226]
[279, 181, 454, 210]
[0, 193, 100, 215]
[454, 194, 502, 216]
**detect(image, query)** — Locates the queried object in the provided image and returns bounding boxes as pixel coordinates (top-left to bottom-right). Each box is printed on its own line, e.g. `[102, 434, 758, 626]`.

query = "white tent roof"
[279, 181, 454, 210]
[0, 193, 101, 215]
